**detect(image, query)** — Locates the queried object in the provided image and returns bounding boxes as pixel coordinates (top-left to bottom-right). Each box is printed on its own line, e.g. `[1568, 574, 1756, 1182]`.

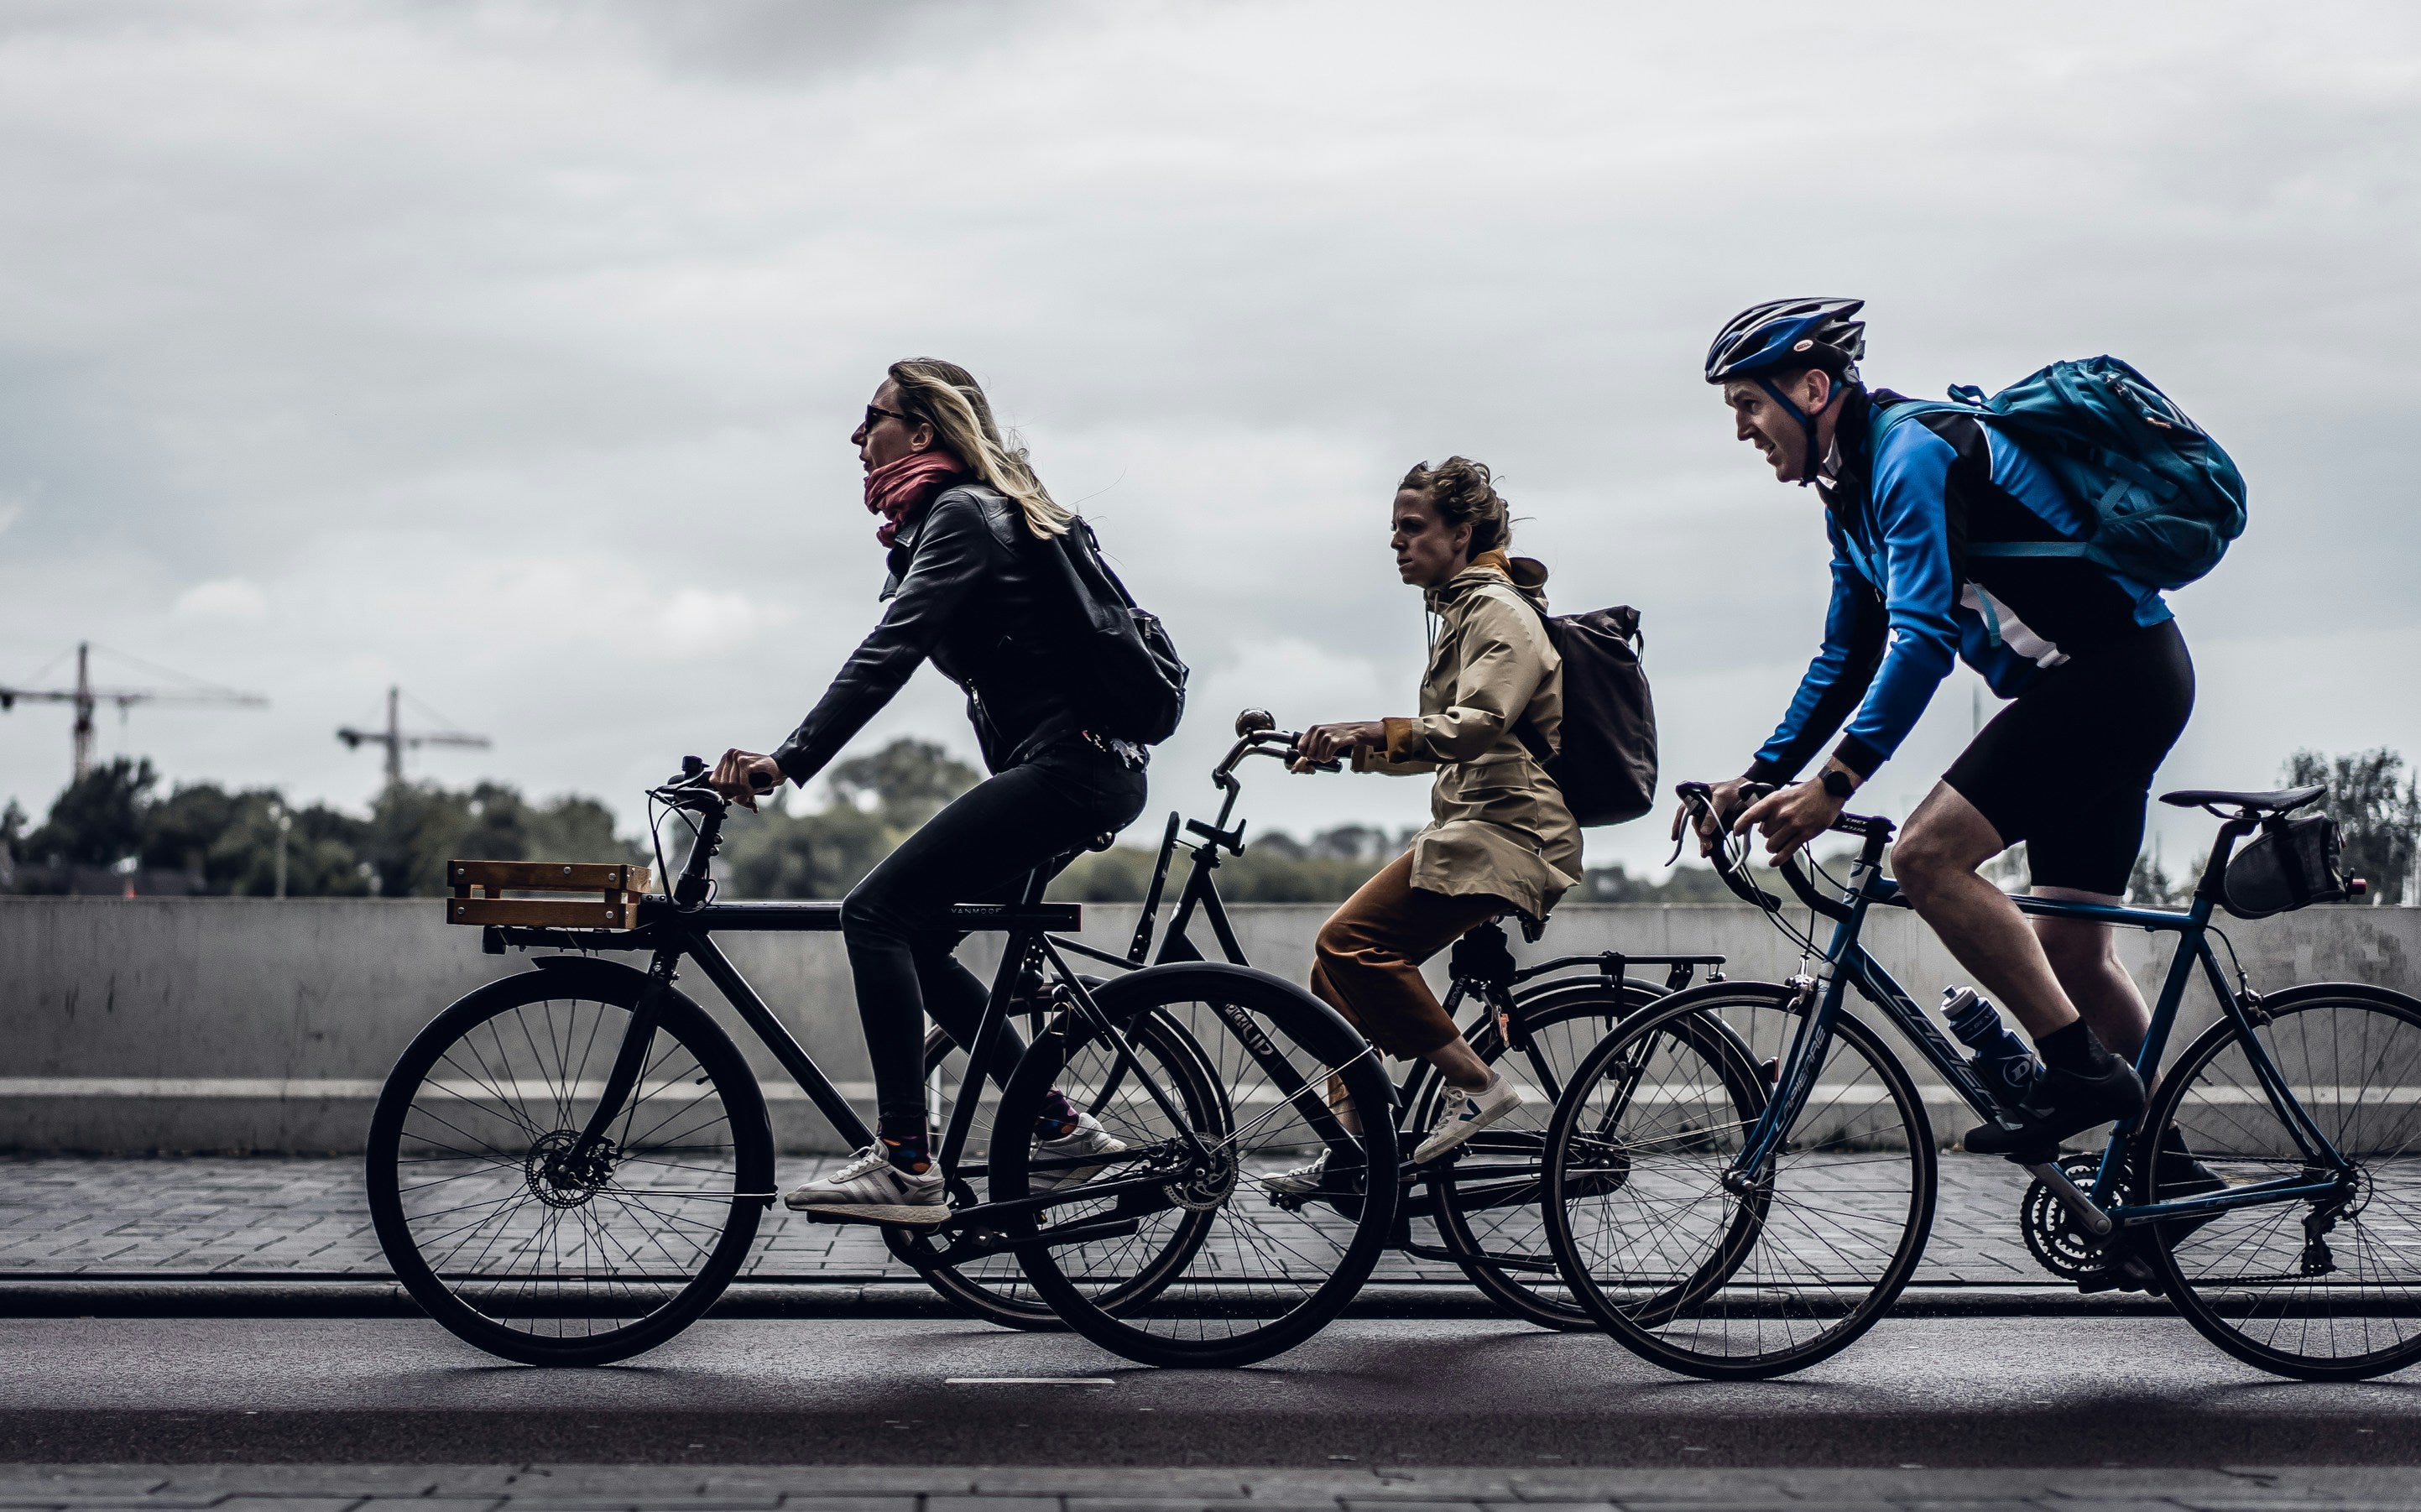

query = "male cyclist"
[1683, 298, 2194, 1160]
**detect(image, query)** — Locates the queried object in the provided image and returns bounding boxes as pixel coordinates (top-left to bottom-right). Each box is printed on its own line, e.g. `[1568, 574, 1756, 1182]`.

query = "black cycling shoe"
[1964, 1058, 2146, 1158]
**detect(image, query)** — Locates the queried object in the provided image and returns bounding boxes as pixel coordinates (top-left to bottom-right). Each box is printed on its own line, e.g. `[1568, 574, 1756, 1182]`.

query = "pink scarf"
[864, 451, 968, 547]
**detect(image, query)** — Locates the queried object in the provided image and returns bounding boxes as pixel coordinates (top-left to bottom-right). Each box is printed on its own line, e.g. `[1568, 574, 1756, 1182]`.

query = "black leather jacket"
[773, 484, 1125, 783]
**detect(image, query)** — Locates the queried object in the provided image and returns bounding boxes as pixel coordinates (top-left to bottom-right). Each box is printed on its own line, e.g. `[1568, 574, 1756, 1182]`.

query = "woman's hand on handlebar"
[1672, 776, 1750, 857]
[1734, 776, 1847, 860]
[708, 748, 783, 811]
[1291, 720, 1383, 773]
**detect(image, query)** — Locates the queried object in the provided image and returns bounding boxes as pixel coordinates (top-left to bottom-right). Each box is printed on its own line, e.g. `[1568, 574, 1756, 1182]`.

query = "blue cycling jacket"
[1746, 388, 2173, 786]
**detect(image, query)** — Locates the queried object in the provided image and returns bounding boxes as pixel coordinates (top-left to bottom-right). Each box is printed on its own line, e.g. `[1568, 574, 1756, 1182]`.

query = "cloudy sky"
[2, 1, 2417, 877]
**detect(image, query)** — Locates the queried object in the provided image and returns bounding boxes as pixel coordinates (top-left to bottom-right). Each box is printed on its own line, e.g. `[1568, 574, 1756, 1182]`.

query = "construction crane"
[0, 642, 269, 781]
[337, 686, 492, 785]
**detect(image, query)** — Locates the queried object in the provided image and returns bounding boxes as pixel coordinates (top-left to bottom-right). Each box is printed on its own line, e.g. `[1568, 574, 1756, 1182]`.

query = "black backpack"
[1048, 518, 1190, 744]
[1512, 597, 1659, 827]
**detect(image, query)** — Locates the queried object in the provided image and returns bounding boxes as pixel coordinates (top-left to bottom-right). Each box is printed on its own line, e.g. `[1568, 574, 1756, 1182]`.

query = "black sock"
[880, 1131, 931, 1176]
[2036, 1020, 2113, 1077]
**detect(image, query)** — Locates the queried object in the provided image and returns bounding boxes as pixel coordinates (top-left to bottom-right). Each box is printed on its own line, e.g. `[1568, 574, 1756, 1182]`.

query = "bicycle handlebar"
[1672, 779, 1900, 924]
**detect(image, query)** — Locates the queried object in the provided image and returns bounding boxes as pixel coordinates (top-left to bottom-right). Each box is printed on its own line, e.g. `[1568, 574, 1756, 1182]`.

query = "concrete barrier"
[3, 896, 2416, 1153]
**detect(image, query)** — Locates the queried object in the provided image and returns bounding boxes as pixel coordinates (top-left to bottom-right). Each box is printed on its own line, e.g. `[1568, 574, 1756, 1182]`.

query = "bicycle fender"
[1093, 961, 1375, 1072]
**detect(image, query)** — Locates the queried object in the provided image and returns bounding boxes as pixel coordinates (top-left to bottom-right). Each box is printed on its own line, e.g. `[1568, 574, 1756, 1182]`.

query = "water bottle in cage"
[1940, 987, 2042, 1114]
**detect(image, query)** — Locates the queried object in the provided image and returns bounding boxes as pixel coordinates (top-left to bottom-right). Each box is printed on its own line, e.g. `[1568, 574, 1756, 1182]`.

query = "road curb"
[0, 1276, 2170, 1318]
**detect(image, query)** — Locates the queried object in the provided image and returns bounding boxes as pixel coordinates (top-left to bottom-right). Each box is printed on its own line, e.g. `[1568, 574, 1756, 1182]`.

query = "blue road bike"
[1541, 780, 2421, 1381]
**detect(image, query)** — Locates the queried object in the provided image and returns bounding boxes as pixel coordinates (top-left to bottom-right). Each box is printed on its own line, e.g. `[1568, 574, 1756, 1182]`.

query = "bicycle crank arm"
[2024, 1160, 2113, 1237]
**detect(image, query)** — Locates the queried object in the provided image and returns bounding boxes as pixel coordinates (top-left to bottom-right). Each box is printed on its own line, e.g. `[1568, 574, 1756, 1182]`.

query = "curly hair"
[1399, 456, 1511, 555]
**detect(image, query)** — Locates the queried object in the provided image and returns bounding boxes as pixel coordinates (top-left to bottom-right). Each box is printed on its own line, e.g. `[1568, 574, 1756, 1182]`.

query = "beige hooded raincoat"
[1354, 550, 1583, 920]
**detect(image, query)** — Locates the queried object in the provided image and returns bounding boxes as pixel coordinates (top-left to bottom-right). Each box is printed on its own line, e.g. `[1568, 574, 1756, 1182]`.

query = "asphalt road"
[3, 1315, 2418, 1468]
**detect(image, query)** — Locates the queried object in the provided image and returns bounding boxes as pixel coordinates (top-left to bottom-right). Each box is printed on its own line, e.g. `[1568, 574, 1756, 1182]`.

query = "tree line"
[5, 740, 2416, 905]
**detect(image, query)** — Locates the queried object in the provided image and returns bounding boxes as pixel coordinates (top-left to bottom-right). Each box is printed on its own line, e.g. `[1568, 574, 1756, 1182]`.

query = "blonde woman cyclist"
[1272, 457, 1581, 1188]
[709, 359, 1147, 1225]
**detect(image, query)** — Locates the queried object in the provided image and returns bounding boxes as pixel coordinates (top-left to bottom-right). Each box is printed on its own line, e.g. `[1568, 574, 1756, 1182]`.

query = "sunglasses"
[862, 404, 920, 430]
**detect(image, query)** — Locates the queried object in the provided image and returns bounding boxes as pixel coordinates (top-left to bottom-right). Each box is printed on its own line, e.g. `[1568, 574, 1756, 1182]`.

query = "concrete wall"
[3, 896, 2417, 1154]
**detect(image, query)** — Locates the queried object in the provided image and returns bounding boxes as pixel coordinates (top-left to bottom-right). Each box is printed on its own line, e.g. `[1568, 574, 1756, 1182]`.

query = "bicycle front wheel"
[1542, 983, 1936, 1379]
[994, 963, 1399, 1368]
[2142, 983, 2421, 1381]
[365, 962, 774, 1366]
[1419, 975, 1664, 1331]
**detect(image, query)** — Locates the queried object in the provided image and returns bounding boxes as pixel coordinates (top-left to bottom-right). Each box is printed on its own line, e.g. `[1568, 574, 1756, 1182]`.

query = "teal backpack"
[1872, 356, 2248, 591]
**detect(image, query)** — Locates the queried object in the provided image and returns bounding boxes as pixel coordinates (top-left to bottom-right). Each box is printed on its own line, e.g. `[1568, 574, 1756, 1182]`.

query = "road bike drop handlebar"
[1671, 779, 1903, 925]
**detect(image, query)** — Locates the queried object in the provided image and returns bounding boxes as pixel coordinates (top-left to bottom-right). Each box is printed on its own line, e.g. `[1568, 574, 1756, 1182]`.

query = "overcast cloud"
[3, 1, 2417, 876]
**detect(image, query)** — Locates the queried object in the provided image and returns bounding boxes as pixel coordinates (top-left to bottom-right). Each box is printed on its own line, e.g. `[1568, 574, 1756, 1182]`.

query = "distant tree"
[143, 783, 373, 896]
[2284, 748, 2421, 905]
[719, 794, 895, 900]
[2126, 847, 2189, 910]
[365, 780, 644, 896]
[24, 757, 157, 866]
[0, 799, 26, 859]
[715, 738, 983, 900]
[828, 738, 981, 829]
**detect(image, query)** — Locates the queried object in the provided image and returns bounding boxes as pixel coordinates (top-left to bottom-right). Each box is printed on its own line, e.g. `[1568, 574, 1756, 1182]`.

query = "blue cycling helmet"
[1706, 298, 1866, 487]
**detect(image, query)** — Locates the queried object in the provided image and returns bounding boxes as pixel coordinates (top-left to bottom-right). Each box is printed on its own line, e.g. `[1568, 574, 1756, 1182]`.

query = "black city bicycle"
[1542, 779, 2421, 1381]
[365, 758, 1399, 1369]
[1015, 710, 1724, 1332]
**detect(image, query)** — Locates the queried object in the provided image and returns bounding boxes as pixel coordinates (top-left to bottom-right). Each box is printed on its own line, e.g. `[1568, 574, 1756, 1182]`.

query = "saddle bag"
[2222, 812, 2352, 920]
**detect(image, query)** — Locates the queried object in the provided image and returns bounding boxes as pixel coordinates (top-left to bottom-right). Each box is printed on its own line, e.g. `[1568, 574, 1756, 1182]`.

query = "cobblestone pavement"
[0, 1155, 2048, 1285]
[0, 1463, 2415, 1511]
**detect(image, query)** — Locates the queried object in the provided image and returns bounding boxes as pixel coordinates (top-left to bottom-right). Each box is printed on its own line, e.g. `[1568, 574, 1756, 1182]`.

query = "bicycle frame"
[1727, 812, 2356, 1235]
[484, 809, 1229, 1263]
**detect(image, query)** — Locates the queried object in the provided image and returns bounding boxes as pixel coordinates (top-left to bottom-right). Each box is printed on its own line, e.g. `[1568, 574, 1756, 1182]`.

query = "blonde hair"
[888, 358, 1072, 539]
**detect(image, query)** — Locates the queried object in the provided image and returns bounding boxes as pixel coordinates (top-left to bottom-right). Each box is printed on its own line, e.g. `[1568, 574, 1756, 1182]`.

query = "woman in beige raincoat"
[1272, 457, 1582, 1182]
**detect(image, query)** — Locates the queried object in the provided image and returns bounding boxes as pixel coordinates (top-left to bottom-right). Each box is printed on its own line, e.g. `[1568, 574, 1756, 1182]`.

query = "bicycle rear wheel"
[366, 962, 774, 1366]
[994, 963, 1399, 1368]
[1542, 983, 1935, 1379]
[2141, 983, 2421, 1381]
[1419, 976, 1662, 1330]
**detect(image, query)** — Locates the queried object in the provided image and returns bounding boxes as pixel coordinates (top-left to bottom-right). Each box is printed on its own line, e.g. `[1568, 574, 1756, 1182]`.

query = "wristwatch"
[1820, 768, 1856, 801]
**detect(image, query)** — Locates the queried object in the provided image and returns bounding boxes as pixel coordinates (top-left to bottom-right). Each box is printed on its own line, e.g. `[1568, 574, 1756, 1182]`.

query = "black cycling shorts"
[1942, 618, 2194, 897]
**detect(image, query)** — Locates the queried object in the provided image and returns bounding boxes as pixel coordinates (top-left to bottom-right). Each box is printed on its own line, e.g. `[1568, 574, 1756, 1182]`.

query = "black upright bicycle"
[365, 758, 1399, 1369]
[1024, 710, 1725, 1331]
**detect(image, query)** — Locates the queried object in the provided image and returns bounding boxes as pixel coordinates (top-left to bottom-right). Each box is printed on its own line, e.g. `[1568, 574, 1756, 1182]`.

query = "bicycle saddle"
[2158, 785, 2325, 815]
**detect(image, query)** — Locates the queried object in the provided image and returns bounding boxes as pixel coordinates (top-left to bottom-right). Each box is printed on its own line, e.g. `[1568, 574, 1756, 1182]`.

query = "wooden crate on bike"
[444, 860, 653, 930]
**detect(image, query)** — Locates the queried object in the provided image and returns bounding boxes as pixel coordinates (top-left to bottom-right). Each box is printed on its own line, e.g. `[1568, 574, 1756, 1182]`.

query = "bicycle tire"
[1542, 982, 1936, 1379]
[366, 960, 774, 1367]
[994, 962, 1400, 1368]
[2138, 982, 2421, 1381]
[890, 1009, 1220, 1331]
[1417, 975, 1667, 1331]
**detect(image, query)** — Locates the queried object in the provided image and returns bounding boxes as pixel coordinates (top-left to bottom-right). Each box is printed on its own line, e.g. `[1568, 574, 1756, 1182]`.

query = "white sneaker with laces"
[1030, 1110, 1128, 1192]
[1413, 1073, 1522, 1163]
[1260, 1149, 1330, 1196]
[783, 1143, 949, 1226]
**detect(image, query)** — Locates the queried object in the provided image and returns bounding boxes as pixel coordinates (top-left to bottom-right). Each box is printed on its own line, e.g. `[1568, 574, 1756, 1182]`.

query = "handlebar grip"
[749, 769, 776, 793]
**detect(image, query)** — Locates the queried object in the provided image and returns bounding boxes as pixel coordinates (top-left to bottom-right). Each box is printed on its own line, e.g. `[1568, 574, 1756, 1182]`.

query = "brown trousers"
[1308, 852, 1505, 1059]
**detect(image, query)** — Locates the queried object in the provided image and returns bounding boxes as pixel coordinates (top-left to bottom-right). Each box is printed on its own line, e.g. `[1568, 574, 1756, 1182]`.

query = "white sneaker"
[783, 1144, 949, 1227]
[1030, 1110, 1128, 1193]
[1260, 1149, 1329, 1196]
[1413, 1074, 1523, 1163]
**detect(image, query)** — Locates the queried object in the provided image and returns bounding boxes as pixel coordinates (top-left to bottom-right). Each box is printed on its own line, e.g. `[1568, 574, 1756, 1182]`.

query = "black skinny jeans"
[841, 745, 1149, 1139]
